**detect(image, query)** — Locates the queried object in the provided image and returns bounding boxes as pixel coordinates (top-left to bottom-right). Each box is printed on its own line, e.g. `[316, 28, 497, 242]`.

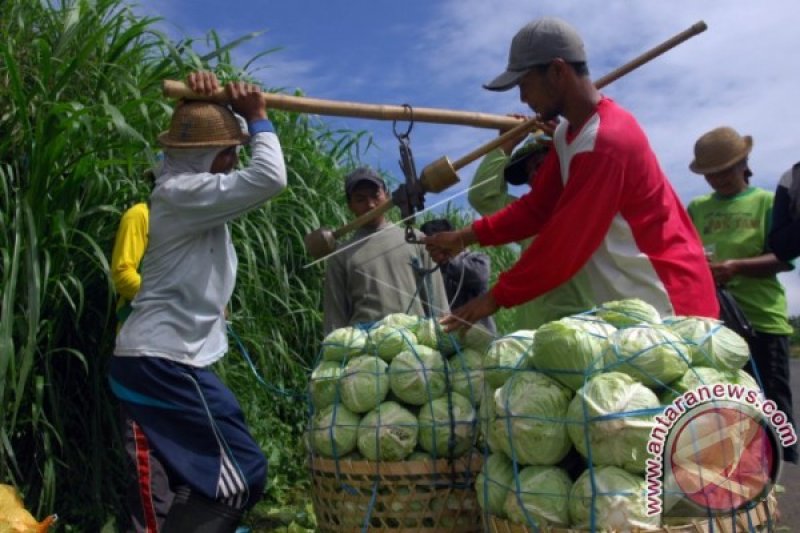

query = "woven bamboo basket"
[310, 454, 483, 532]
[485, 491, 778, 533]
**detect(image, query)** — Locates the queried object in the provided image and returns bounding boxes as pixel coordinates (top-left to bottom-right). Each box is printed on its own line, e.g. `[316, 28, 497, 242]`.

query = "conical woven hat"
[689, 126, 752, 175]
[158, 101, 249, 148]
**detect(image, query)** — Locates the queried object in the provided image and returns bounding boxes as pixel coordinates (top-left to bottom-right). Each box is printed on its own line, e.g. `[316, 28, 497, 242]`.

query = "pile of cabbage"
[474, 298, 757, 531]
[308, 312, 492, 464]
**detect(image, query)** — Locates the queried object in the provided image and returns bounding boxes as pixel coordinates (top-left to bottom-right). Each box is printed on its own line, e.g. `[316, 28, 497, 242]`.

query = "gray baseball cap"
[344, 166, 387, 197]
[484, 17, 587, 92]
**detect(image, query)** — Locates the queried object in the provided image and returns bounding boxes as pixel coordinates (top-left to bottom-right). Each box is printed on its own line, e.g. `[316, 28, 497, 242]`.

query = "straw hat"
[158, 101, 249, 148]
[689, 126, 753, 175]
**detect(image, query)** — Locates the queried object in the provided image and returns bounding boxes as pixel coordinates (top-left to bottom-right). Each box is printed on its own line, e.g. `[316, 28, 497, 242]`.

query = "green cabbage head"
[478, 385, 503, 454]
[378, 312, 422, 333]
[532, 317, 614, 391]
[492, 371, 573, 466]
[604, 324, 690, 387]
[388, 345, 446, 405]
[593, 298, 661, 327]
[569, 466, 659, 530]
[309, 360, 343, 410]
[567, 372, 660, 474]
[460, 324, 496, 353]
[484, 330, 536, 388]
[321, 326, 368, 362]
[660, 366, 761, 404]
[339, 355, 389, 413]
[356, 401, 418, 461]
[366, 324, 417, 362]
[664, 316, 750, 370]
[476, 452, 514, 518]
[418, 392, 477, 458]
[503, 465, 572, 527]
[448, 348, 485, 405]
[310, 404, 360, 458]
[416, 318, 460, 356]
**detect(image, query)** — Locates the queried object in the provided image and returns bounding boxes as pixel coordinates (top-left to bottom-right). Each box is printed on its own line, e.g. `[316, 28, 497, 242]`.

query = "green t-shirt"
[688, 187, 792, 335]
[469, 148, 594, 330]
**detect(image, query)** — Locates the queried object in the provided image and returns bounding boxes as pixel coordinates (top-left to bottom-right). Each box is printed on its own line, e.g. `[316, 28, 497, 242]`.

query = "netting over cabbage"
[483, 330, 536, 388]
[321, 326, 368, 362]
[472, 298, 769, 531]
[307, 313, 489, 531]
[532, 317, 615, 390]
[567, 372, 661, 474]
[569, 466, 659, 530]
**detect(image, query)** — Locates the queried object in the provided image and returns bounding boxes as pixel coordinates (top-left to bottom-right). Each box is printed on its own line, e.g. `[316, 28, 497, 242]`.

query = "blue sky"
[132, 0, 800, 314]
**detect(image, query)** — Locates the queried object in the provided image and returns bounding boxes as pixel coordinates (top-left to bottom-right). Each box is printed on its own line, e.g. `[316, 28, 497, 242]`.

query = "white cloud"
[132, 0, 800, 316]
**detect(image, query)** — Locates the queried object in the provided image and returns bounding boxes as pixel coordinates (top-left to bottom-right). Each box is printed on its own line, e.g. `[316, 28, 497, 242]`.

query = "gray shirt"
[115, 132, 287, 366]
[323, 222, 449, 333]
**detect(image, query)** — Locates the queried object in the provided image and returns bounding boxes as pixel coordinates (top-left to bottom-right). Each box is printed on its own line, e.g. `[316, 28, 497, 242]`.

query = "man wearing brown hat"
[687, 126, 797, 464]
[110, 71, 288, 531]
[424, 17, 718, 331]
[323, 166, 449, 333]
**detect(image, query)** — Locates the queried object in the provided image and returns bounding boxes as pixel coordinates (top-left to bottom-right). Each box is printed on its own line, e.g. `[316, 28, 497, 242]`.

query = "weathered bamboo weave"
[310, 454, 483, 532]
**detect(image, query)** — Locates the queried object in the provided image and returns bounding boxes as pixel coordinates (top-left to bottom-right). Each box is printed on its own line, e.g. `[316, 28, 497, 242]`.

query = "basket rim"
[309, 453, 483, 476]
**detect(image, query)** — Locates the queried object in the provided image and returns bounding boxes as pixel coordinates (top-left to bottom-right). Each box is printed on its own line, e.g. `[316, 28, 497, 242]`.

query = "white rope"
[302, 176, 494, 269]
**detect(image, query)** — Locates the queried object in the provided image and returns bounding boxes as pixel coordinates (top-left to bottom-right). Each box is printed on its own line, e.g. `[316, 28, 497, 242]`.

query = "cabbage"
[478, 385, 503, 454]
[388, 345, 446, 405]
[604, 325, 690, 388]
[569, 466, 659, 530]
[492, 372, 573, 466]
[503, 465, 571, 527]
[476, 453, 514, 517]
[448, 348, 485, 405]
[379, 312, 421, 332]
[532, 317, 613, 391]
[321, 327, 368, 362]
[356, 401, 418, 461]
[339, 356, 389, 414]
[664, 316, 750, 370]
[310, 404, 360, 458]
[418, 392, 477, 458]
[460, 324, 495, 353]
[732, 368, 760, 390]
[309, 361, 343, 410]
[567, 372, 660, 474]
[484, 330, 536, 388]
[593, 298, 661, 327]
[660, 366, 761, 404]
[416, 318, 460, 356]
[366, 324, 417, 362]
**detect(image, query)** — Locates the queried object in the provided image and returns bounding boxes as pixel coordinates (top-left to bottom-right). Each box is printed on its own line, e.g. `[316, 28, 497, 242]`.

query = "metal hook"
[392, 103, 414, 140]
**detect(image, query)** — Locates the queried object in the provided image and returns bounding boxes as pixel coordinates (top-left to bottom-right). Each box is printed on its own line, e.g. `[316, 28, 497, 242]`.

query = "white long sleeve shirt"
[115, 129, 286, 366]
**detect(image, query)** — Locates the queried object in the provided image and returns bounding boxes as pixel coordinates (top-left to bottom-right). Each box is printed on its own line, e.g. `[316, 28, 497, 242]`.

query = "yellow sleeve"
[467, 148, 518, 216]
[110, 203, 149, 300]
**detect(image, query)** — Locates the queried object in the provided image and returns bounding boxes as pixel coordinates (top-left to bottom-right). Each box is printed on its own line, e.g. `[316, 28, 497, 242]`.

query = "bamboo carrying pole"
[301, 20, 708, 260]
[163, 20, 708, 259]
[162, 80, 522, 130]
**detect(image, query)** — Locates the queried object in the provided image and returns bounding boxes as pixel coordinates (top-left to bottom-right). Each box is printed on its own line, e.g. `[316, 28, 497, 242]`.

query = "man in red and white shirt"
[426, 17, 718, 330]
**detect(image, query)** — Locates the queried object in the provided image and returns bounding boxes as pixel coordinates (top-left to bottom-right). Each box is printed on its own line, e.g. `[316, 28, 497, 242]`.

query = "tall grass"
[0, 0, 368, 527]
[0, 0, 520, 529]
